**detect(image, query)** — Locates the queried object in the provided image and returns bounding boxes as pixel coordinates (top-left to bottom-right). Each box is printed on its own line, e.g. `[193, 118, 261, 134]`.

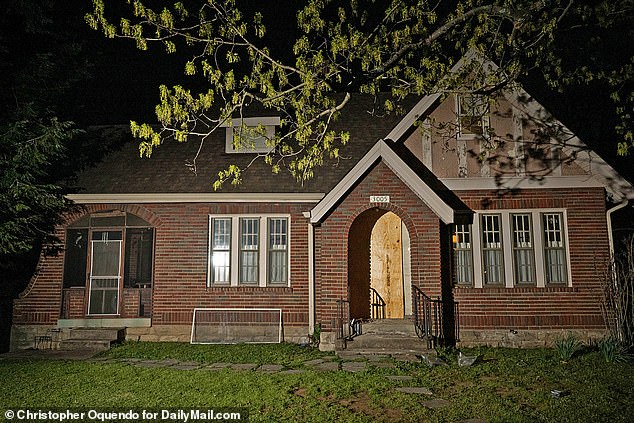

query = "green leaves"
[86, 0, 633, 187]
[0, 111, 76, 255]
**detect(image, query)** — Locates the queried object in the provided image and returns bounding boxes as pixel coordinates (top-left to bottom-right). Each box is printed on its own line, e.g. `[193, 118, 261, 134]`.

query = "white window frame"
[453, 223, 474, 286]
[511, 213, 536, 285]
[207, 215, 291, 287]
[470, 209, 572, 288]
[222, 117, 280, 154]
[480, 214, 505, 285]
[456, 94, 490, 139]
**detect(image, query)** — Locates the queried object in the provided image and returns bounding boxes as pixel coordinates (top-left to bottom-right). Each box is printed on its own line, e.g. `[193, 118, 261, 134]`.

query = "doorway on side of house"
[348, 209, 412, 320]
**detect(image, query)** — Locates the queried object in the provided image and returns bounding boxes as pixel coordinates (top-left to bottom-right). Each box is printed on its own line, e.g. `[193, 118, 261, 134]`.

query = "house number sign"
[370, 195, 390, 203]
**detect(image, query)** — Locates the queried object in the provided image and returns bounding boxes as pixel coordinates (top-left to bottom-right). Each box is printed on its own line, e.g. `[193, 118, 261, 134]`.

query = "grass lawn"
[1, 342, 633, 422]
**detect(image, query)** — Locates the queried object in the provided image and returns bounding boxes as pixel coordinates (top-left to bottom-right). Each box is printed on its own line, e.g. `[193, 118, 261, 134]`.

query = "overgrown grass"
[1, 343, 633, 422]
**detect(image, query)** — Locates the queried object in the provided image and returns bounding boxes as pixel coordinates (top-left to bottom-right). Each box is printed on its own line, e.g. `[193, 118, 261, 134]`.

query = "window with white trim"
[457, 210, 571, 288]
[457, 94, 490, 138]
[542, 213, 567, 284]
[210, 218, 231, 284]
[239, 218, 260, 284]
[268, 218, 288, 284]
[208, 215, 290, 286]
[452, 224, 474, 285]
[481, 214, 504, 284]
[512, 214, 536, 284]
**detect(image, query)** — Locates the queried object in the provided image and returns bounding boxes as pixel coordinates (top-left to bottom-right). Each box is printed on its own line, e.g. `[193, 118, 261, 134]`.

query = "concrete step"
[58, 339, 115, 352]
[359, 318, 417, 336]
[345, 334, 428, 351]
[68, 328, 124, 341]
[58, 328, 125, 351]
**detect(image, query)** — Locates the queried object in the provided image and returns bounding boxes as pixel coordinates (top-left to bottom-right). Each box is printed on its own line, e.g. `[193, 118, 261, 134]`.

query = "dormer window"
[457, 94, 490, 138]
[222, 116, 280, 154]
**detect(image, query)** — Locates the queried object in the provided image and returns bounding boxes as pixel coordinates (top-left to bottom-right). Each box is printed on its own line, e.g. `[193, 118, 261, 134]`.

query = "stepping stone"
[207, 362, 231, 369]
[279, 369, 305, 375]
[395, 387, 433, 395]
[303, 359, 325, 366]
[392, 354, 419, 362]
[231, 363, 258, 371]
[314, 362, 340, 371]
[342, 362, 366, 372]
[257, 364, 285, 372]
[371, 362, 396, 369]
[337, 351, 363, 360]
[134, 360, 165, 368]
[421, 399, 451, 409]
[157, 359, 180, 366]
[386, 375, 414, 381]
[366, 355, 390, 362]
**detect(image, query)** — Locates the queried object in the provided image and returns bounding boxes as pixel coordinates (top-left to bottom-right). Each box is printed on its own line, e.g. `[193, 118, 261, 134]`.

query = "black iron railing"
[369, 287, 386, 319]
[335, 299, 351, 341]
[412, 285, 460, 348]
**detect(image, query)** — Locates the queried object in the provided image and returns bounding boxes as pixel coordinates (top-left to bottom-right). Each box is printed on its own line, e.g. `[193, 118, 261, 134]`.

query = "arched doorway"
[348, 209, 412, 320]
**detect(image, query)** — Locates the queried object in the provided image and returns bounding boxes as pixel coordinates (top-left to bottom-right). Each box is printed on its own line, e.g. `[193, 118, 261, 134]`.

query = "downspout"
[606, 199, 629, 260]
[306, 218, 315, 335]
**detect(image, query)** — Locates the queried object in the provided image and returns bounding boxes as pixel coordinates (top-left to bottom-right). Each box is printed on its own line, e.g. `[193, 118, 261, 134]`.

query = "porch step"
[342, 318, 429, 354]
[344, 334, 428, 351]
[360, 318, 417, 336]
[59, 328, 125, 352]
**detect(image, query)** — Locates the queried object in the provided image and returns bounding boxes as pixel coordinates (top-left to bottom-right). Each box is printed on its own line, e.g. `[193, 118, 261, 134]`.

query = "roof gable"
[385, 53, 634, 200]
[309, 139, 472, 224]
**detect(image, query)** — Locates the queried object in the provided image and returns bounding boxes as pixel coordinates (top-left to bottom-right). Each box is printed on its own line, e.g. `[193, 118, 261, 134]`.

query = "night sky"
[5, 0, 631, 182]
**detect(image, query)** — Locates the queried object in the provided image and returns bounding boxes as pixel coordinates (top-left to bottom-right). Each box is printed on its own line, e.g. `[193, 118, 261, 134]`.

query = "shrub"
[554, 333, 582, 361]
[598, 336, 631, 363]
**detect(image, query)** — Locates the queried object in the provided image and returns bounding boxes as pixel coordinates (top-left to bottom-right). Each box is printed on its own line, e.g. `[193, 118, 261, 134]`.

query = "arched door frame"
[346, 205, 417, 319]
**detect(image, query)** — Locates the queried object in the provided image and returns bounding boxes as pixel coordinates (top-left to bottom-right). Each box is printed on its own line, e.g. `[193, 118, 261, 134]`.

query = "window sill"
[207, 285, 292, 292]
[454, 285, 577, 293]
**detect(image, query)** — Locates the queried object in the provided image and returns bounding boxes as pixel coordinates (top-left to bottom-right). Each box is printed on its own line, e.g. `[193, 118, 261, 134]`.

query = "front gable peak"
[309, 139, 472, 225]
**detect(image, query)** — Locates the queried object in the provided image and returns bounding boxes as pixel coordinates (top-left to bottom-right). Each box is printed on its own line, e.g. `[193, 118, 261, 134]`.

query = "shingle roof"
[73, 95, 417, 194]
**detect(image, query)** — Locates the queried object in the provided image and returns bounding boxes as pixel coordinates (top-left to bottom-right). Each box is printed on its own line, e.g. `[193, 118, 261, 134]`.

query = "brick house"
[10, 76, 633, 351]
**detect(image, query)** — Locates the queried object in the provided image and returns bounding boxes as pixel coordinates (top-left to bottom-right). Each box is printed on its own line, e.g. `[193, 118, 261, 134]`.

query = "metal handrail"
[369, 287, 386, 319]
[335, 299, 351, 341]
[412, 285, 459, 348]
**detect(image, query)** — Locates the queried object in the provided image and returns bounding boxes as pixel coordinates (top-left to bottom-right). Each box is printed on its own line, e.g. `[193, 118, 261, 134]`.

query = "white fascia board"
[310, 141, 383, 223]
[440, 176, 605, 191]
[384, 93, 442, 142]
[380, 144, 455, 224]
[310, 140, 456, 224]
[501, 86, 634, 200]
[67, 192, 325, 204]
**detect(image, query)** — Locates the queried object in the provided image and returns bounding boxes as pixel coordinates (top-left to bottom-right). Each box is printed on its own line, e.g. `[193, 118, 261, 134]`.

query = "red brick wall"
[12, 176, 611, 335]
[149, 202, 310, 327]
[314, 161, 442, 331]
[453, 187, 609, 329]
[12, 226, 66, 325]
[13, 202, 311, 329]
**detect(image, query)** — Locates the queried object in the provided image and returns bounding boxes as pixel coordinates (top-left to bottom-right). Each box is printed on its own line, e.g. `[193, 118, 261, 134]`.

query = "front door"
[370, 212, 405, 318]
[88, 230, 122, 315]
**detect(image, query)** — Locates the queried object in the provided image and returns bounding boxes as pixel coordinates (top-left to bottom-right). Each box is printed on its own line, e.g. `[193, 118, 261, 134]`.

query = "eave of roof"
[309, 139, 473, 225]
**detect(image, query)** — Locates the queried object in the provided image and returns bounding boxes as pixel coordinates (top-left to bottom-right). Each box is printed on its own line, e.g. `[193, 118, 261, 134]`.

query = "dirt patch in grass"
[339, 392, 403, 421]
